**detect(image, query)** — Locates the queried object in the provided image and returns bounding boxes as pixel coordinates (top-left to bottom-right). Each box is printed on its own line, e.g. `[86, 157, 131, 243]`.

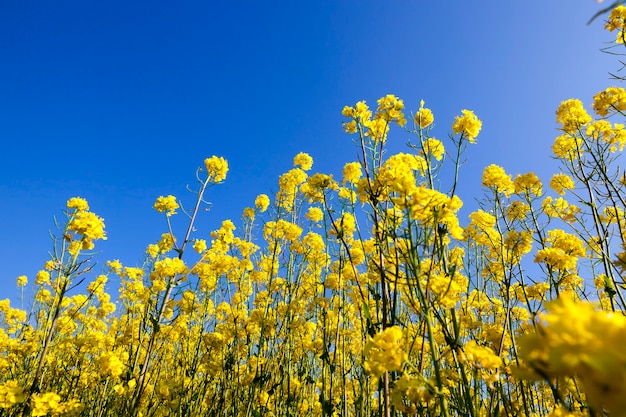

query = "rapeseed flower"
[482, 164, 514, 197]
[67, 210, 107, 242]
[593, 87, 626, 117]
[550, 173, 575, 195]
[66, 197, 89, 211]
[293, 152, 313, 171]
[517, 292, 626, 415]
[452, 109, 482, 142]
[0, 380, 26, 408]
[16, 275, 27, 287]
[204, 155, 229, 182]
[342, 161, 362, 185]
[364, 326, 405, 378]
[255, 193, 270, 212]
[556, 99, 592, 133]
[414, 99, 434, 128]
[153, 195, 179, 216]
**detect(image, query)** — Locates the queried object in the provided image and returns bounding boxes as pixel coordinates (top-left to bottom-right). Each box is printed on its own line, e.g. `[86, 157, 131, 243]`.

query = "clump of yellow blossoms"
[204, 155, 229, 182]
[452, 109, 482, 142]
[517, 292, 626, 415]
[364, 326, 406, 378]
[482, 164, 514, 197]
[255, 193, 270, 212]
[605, 4, 626, 43]
[342, 161, 362, 185]
[556, 99, 592, 134]
[549, 173, 575, 195]
[415, 99, 434, 128]
[293, 152, 313, 171]
[342, 94, 406, 142]
[0, 380, 26, 409]
[460, 340, 503, 386]
[534, 229, 586, 271]
[65, 197, 106, 250]
[153, 195, 179, 216]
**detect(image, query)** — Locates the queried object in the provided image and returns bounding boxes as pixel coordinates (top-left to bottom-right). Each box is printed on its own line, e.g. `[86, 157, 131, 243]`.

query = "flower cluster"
[517, 293, 626, 414]
[452, 109, 482, 142]
[363, 326, 406, 378]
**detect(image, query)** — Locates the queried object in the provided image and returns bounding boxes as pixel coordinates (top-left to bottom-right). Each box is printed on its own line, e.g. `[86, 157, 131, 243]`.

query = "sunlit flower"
[204, 155, 229, 182]
[482, 164, 514, 197]
[255, 194, 270, 212]
[293, 152, 313, 171]
[452, 109, 482, 142]
[153, 195, 179, 216]
[414, 99, 434, 128]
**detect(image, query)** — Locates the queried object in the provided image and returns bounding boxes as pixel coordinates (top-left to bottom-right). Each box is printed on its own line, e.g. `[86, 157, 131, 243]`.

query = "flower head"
[204, 156, 229, 183]
[153, 195, 179, 216]
[414, 99, 434, 128]
[293, 152, 313, 171]
[452, 109, 482, 142]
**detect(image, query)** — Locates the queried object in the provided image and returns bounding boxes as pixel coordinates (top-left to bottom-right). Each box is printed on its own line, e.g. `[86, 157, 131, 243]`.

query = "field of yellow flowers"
[3, 5, 626, 417]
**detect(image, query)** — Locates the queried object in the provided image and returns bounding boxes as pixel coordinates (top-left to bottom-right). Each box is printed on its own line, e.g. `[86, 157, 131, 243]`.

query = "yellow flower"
[97, 351, 126, 378]
[342, 100, 371, 121]
[293, 152, 313, 171]
[305, 207, 324, 222]
[605, 4, 626, 32]
[87, 274, 107, 294]
[147, 243, 159, 258]
[193, 239, 207, 253]
[555, 99, 592, 133]
[546, 405, 586, 417]
[66, 197, 89, 211]
[414, 99, 434, 128]
[31, 392, 62, 417]
[505, 200, 530, 222]
[264, 220, 303, 242]
[204, 155, 229, 182]
[106, 259, 123, 273]
[421, 138, 445, 161]
[0, 380, 26, 408]
[452, 109, 482, 142]
[482, 164, 514, 197]
[513, 172, 542, 197]
[301, 173, 338, 203]
[376, 94, 407, 127]
[342, 161, 362, 185]
[461, 340, 502, 370]
[343, 119, 357, 134]
[534, 229, 586, 271]
[550, 173, 575, 195]
[67, 210, 107, 241]
[157, 233, 176, 253]
[364, 326, 406, 378]
[16, 275, 27, 287]
[276, 168, 308, 211]
[517, 292, 626, 414]
[255, 194, 270, 212]
[242, 206, 255, 220]
[35, 270, 50, 285]
[469, 210, 496, 229]
[364, 117, 391, 142]
[152, 257, 187, 278]
[153, 195, 179, 216]
[541, 196, 580, 223]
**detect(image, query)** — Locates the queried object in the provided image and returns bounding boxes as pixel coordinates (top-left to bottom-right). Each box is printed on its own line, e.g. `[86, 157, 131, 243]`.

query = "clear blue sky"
[0, 1, 617, 302]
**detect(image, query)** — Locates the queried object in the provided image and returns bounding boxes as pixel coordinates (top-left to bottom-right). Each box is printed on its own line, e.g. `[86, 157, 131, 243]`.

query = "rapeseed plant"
[4, 5, 626, 417]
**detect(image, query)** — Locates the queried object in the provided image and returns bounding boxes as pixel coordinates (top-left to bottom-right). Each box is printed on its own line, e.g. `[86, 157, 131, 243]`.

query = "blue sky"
[0, 1, 618, 302]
